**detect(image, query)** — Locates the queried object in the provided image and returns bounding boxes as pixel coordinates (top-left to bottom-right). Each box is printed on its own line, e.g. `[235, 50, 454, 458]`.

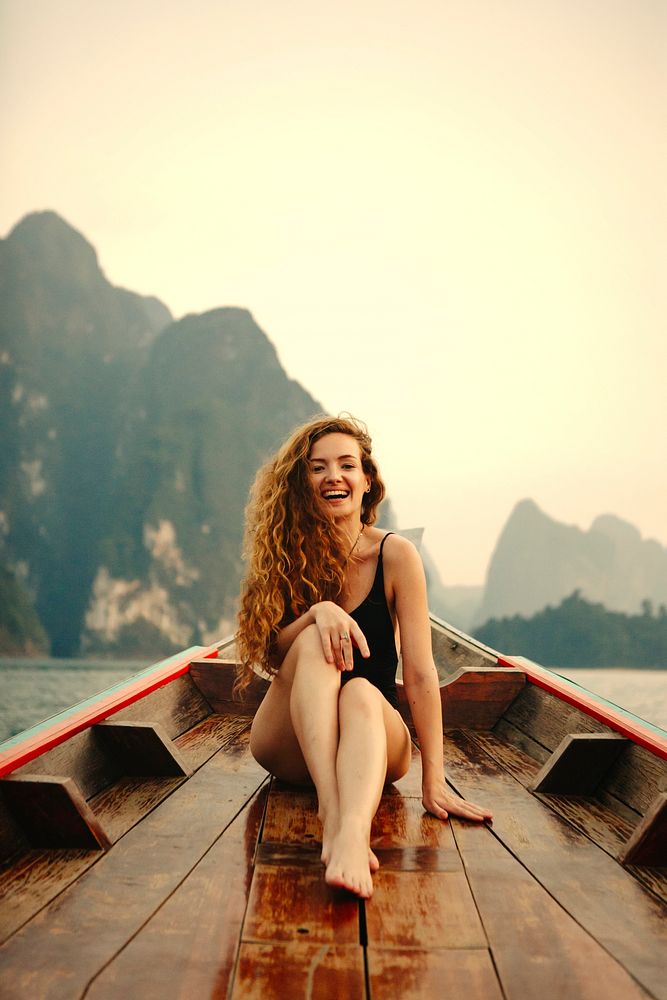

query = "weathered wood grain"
[493, 716, 550, 764]
[452, 819, 650, 1000]
[90, 775, 184, 844]
[0, 775, 111, 850]
[93, 720, 191, 776]
[0, 849, 96, 945]
[0, 733, 267, 1000]
[262, 788, 319, 845]
[85, 785, 268, 1000]
[531, 733, 629, 794]
[232, 943, 365, 999]
[12, 676, 212, 800]
[430, 621, 497, 673]
[444, 730, 667, 1000]
[111, 674, 212, 739]
[189, 659, 268, 715]
[620, 792, 667, 867]
[173, 714, 250, 770]
[242, 862, 360, 944]
[365, 870, 486, 949]
[367, 947, 503, 999]
[602, 742, 667, 817]
[439, 667, 525, 730]
[468, 730, 667, 902]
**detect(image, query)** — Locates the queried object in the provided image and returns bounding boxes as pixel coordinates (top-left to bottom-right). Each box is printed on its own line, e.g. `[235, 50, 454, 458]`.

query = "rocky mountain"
[0, 212, 322, 655]
[475, 499, 667, 627]
[0, 212, 172, 654]
[82, 307, 322, 655]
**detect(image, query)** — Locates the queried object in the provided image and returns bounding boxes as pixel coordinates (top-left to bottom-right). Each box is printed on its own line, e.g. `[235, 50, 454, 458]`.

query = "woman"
[236, 415, 492, 899]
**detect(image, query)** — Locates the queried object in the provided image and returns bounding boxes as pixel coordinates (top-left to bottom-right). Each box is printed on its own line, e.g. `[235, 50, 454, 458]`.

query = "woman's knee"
[339, 677, 384, 719]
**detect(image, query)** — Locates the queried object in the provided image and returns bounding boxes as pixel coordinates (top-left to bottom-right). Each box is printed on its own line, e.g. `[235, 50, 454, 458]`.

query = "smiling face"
[308, 432, 371, 522]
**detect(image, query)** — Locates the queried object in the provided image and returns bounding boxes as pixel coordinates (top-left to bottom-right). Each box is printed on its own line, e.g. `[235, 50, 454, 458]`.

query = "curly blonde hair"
[235, 414, 385, 694]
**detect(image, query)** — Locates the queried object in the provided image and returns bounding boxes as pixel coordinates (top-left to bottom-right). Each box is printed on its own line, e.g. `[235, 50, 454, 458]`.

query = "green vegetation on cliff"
[0, 564, 48, 655]
[477, 591, 667, 668]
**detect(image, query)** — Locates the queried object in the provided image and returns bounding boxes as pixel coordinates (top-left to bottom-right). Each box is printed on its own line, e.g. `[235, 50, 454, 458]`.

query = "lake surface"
[0, 659, 665, 744]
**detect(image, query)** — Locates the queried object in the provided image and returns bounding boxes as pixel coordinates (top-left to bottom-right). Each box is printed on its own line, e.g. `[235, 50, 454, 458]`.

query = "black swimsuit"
[341, 532, 399, 709]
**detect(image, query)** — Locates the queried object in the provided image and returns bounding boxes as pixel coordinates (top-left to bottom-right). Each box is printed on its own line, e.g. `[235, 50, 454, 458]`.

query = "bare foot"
[324, 823, 374, 898]
[369, 847, 379, 873]
[319, 811, 338, 867]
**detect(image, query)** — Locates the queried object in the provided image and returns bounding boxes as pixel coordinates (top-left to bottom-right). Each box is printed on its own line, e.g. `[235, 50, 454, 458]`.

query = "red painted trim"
[497, 654, 667, 760]
[0, 643, 220, 777]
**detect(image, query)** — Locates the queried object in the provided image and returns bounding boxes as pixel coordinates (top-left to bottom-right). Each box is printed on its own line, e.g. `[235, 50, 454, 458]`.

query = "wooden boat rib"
[0, 615, 665, 999]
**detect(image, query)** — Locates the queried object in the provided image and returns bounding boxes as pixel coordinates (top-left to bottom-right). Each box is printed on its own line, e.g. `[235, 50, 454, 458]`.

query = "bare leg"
[249, 629, 410, 897]
[250, 625, 343, 860]
[325, 678, 411, 898]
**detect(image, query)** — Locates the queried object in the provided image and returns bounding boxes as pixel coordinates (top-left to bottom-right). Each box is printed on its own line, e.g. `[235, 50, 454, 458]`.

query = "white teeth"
[323, 491, 348, 499]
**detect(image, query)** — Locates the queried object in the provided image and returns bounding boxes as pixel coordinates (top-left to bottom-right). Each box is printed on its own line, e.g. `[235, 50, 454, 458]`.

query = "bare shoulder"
[382, 532, 425, 578]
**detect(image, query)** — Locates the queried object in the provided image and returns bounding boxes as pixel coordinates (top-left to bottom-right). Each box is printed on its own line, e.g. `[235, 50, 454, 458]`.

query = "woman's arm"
[271, 601, 370, 671]
[388, 537, 493, 822]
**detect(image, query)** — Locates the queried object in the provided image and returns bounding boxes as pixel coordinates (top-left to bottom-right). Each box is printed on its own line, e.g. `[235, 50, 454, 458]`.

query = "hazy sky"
[2, 0, 664, 585]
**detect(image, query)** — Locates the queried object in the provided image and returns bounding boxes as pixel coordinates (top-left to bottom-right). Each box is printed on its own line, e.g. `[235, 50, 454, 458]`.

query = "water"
[0, 658, 150, 743]
[0, 659, 665, 745]
[554, 667, 667, 731]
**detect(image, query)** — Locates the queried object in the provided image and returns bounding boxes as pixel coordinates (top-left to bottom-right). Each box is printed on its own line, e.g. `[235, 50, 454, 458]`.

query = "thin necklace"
[344, 524, 364, 567]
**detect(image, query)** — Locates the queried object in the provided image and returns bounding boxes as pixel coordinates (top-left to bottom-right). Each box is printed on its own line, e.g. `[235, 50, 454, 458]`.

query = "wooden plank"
[601, 742, 667, 817]
[452, 819, 650, 1000]
[440, 667, 525, 730]
[0, 647, 215, 777]
[0, 717, 252, 944]
[468, 731, 667, 905]
[109, 673, 212, 741]
[0, 733, 267, 999]
[444, 730, 667, 1000]
[493, 716, 550, 764]
[502, 683, 607, 750]
[0, 849, 96, 945]
[85, 785, 268, 1000]
[262, 787, 319, 845]
[173, 714, 250, 770]
[620, 793, 667, 867]
[90, 776, 184, 845]
[531, 733, 628, 793]
[0, 775, 111, 850]
[371, 795, 459, 851]
[365, 870, 487, 949]
[189, 659, 268, 714]
[0, 798, 28, 864]
[255, 840, 461, 874]
[242, 863, 359, 944]
[93, 720, 191, 776]
[367, 948, 503, 1000]
[11, 676, 211, 800]
[430, 619, 497, 672]
[232, 943, 365, 999]
[498, 655, 667, 760]
[501, 684, 667, 816]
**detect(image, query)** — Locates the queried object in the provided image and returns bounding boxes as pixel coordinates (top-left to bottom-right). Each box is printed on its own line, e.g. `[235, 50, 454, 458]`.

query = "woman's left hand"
[422, 777, 493, 823]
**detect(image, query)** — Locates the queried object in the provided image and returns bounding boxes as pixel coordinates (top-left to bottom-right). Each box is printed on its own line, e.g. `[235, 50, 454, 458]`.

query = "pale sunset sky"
[1, 0, 664, 585]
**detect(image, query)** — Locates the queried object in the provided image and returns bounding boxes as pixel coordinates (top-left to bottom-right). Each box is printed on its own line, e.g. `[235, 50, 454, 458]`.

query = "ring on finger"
[339, 632, 350, 642]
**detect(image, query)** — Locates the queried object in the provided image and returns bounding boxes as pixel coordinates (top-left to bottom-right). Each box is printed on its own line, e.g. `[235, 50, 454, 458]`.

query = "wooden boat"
[0, 615, 665, 999]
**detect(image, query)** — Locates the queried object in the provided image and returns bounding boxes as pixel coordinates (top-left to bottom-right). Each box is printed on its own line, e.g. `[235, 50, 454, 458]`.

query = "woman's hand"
[422, 776, 493, 823]
[312, 601, 370, 672]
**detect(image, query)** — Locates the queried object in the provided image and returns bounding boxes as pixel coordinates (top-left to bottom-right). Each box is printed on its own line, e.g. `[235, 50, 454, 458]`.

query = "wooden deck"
[1, 710, 666, 1000]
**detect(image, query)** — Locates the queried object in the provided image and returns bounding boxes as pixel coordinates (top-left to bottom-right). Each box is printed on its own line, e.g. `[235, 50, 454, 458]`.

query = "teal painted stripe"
[543, 664, 667, 739]
[0, 646, 206, 753]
